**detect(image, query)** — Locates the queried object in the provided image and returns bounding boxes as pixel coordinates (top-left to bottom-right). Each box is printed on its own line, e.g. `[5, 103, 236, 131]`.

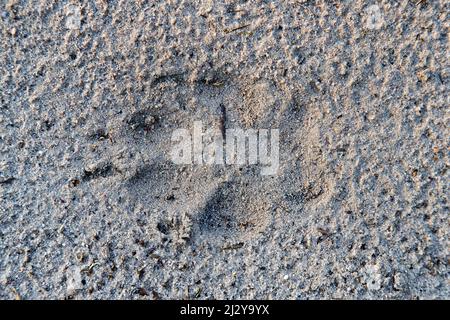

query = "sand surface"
[0, 0, 449, 299]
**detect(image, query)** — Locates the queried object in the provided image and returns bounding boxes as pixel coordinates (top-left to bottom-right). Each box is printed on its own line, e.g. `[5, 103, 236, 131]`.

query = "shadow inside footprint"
[197, 182, 238, 233]
[195, 180, 272, 242]
[126, 162, 177, 205]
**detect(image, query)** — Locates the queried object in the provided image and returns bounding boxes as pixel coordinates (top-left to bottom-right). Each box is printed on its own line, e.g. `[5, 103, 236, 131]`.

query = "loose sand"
[0, 0, 448, 299]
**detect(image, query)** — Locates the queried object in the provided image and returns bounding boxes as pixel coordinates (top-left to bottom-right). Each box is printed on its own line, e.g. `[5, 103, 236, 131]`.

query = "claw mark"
[224, 24, 250, 34]
[0, 177, 15, 185]
[219, 103, 227, 137]
[151, 73, 185, 86]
